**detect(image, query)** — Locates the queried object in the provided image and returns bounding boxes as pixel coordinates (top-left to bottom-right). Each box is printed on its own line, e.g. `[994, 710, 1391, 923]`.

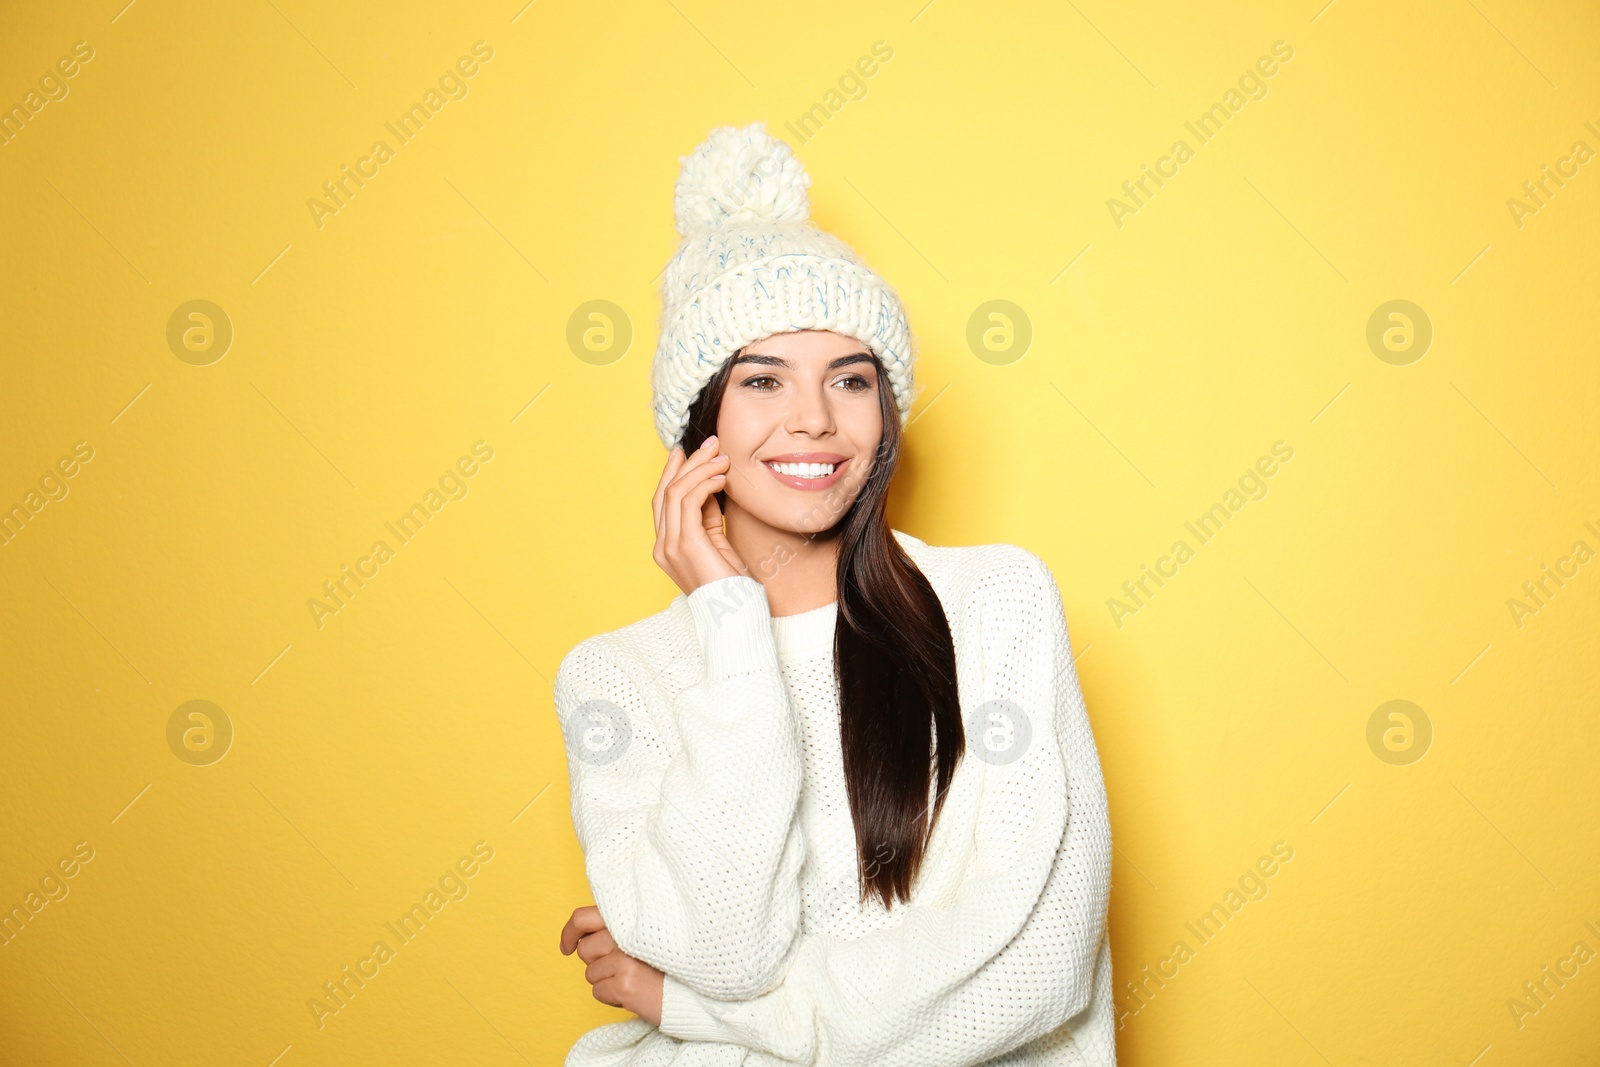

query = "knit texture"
[650, 122, 918, 452]
[554, 530, 1115, 1066]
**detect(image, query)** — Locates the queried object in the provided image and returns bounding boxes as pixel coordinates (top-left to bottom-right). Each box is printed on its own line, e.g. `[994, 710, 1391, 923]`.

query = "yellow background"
[2, 0, 1597, 1063]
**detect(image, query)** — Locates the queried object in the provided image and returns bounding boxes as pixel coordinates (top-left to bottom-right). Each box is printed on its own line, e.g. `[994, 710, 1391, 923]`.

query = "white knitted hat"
[650, 122, 917, 451]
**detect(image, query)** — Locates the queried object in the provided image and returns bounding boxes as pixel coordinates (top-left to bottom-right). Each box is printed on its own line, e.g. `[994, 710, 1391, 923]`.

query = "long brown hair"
[681, 344, 962, 909]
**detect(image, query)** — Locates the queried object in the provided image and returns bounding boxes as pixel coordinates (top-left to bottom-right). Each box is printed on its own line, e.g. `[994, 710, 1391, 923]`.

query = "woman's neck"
[721, 501, 840, 617]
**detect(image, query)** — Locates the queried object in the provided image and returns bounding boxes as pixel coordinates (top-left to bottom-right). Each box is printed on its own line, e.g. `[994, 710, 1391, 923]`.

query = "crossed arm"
[554, 574, 807, 1002]
[555, 557, 1112, 1065]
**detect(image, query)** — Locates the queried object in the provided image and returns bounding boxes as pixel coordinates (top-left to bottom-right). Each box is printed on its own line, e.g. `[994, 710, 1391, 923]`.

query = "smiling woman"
[553, 123, 1114, 1066]
[684, 331, 887, 549]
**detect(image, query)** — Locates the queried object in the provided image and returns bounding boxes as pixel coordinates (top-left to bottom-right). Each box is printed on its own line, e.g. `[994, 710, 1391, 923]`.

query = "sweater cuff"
[686, 574, 778, 681]
[658, 972, 735, 1042]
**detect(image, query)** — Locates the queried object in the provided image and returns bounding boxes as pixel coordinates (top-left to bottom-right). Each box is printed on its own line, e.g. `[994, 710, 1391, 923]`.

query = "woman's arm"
[654, 551, 1113, 1065]
[554, 571, 807, 1001]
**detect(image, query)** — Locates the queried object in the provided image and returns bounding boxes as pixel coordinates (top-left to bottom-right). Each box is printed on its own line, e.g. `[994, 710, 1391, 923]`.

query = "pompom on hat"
[649, 122, 917, 451]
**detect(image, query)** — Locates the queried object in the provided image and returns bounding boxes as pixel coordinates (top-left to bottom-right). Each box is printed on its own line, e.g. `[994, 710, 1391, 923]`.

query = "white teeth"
[769, 461, 836, 478]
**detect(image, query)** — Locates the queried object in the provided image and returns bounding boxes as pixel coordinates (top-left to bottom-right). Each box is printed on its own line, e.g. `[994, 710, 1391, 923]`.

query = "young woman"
[553, 123, 1114, 1066]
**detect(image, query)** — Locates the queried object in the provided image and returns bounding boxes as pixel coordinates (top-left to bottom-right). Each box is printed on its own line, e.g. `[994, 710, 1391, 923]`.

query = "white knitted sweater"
[555, 529, 1115, 1066]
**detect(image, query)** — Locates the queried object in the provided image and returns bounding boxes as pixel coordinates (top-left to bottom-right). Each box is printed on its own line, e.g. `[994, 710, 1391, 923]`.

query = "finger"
[590, 976, 623, 1009]
[667, 454, 728, 563]
[661, 442, 711, 554]
[585, 949, 625, 989]
[559, 905, 606, 955]
[664, 447, 714, 559]
[662, 463, 720, 572]
[676, 435, 724, 479]
[574, 927, 618, 964]
[562, 919, 598, 958]
[668, 440, 722, 505]
[701, 481, 727, 540]
[653, 448, 686, 540]
[652, 447, 685, 534]
[683, 455, 729, 527]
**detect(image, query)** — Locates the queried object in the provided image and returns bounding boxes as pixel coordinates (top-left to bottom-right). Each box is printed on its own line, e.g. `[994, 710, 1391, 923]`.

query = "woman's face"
[715, 329, 885, 535]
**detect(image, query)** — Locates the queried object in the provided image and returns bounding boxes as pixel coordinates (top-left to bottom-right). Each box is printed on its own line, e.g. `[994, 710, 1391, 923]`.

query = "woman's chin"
[739, 504, 851, 537]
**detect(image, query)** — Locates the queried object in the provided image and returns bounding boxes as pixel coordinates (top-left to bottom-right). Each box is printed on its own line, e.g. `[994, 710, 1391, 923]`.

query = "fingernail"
[701, 435, 717, 450]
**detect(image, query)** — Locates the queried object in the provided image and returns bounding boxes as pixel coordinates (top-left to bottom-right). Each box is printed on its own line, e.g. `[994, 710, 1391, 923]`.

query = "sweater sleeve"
[655, 551, 1113, 1065]
[553, 573, 807, 1001]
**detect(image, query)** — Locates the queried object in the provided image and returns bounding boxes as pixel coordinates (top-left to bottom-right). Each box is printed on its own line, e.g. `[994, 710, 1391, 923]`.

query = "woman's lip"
[762, 453, 847, 463]
[763, 456, 850, 492]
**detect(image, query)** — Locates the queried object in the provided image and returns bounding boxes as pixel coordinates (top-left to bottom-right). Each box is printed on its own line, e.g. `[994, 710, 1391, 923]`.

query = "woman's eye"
[741, 373, 870, 391]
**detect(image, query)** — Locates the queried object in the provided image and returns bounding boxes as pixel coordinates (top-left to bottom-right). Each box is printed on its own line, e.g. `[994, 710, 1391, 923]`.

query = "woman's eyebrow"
[732, 352, 875, 370]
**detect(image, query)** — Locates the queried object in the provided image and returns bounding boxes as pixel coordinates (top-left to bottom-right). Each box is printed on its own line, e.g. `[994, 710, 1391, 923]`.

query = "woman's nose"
[786, 385, 833, 434]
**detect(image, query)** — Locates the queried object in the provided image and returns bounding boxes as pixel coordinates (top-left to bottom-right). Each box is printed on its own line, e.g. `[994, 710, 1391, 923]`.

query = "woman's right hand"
[652, 435, 748, 596]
